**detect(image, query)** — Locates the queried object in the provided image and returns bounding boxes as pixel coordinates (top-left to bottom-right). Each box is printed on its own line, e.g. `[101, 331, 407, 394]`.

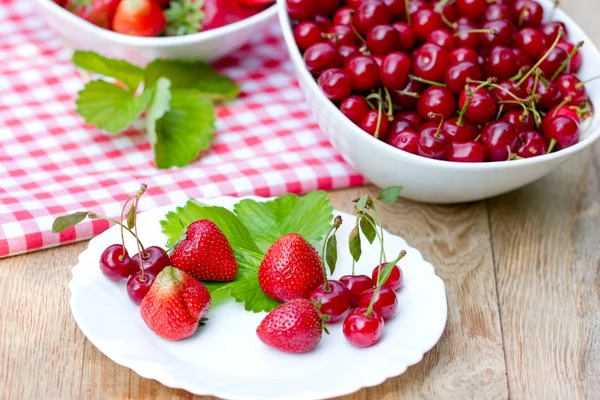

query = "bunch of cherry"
[97, 185, 170, 304]
[289, 0, 594, 162]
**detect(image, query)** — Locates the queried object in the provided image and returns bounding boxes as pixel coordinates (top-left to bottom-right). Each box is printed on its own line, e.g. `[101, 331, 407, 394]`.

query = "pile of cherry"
[288, 0, 594, 162]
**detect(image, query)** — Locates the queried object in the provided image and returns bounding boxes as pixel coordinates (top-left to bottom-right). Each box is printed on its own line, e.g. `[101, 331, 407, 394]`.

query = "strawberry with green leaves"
[256, 299, 327, 353]
[65, 0, 121, 29]
[258, 233, 324, 302]
[170, 219, 238, 282]
[113, 0, 166, 36]
[164, 0, 253, 36]
[140, 266, 211, 340]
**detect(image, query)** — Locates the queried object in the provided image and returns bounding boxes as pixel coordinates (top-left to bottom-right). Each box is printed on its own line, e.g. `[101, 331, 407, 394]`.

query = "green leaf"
[126, 205, 136, 229]
[52, 212, 88, 233]
[153, 89, 216, 168]
[145, 59, 240, 100]
[348, 224, 361, 262]
[233, 191, 334, 252]
[377, 250, 407, 287]
[75, 80, 151, 134]
[145, 77, 172, 145]
[376, 186, 404, 203]
[325, 234, 337, 275]
[359, 213, 377, 244]
[72, 51, 144, 91]
[355, 194, 368, 211]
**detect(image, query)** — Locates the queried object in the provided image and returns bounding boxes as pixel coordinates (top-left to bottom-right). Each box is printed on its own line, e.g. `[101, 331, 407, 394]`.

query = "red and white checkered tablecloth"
[0, 1, 366, 258]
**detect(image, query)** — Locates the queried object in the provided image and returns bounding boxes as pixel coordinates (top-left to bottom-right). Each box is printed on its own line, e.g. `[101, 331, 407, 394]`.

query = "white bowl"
[277, 0, 600, 204]
[32, 0, 278, 65]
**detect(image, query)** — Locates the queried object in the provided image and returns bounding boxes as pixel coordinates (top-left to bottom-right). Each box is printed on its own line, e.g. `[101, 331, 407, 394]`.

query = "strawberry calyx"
[66, 0, 92, 13]
[165, 0, 206, 36]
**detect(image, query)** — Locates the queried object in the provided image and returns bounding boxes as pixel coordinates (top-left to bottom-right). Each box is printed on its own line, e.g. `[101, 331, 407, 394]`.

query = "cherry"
[395, 110, 422, 129]
[316, 0, 341, 17]
[412, 9, 443, 42]
[314, 15, 332, 32]
[392, 22, 416, 53]
[427, 29, 456, 53]
[480, 121, 518, 161]
[343, 307, 384, 348]
[390, 78, 424, 109]
[446, 141, 486, 162]
[547, 104, 580, 125]
[99, 244, 136, 281]
[407, 0, 429, 16]
[484, 46, 519, 82]
[339, 275, 374, 307]
[418, 122, 450, 160]
[388, 117, 415, 134]
[512, 131, 548, 158]
[359, 110, 389, 139]
[524, 75, 561, 111]
[287, 0, 317, 21]
[458, 86, 497, 124]
[358, 286, 398, 319]
[514, 27, 546, 59]
[372, 55, 384, 67]
[345, 55, 380, 92]
[445, 61, 482, 95]
[337, 44, 360, 64]
[352, 0, 390, 35]
[382, 0, 406, 20]
[417, 87, 456, 122]
[126, 271, 156, 304]
[379, 52, 410, 90]
[386, 128, 419, 154]
[132, 245, 170, 275]
[456, 0, 487, 21]
[512, 47, 533, 70]
[481, 19, 516, 49]
[493, 80, 525, 109]
[556, 74, 587, 106]
[484, 3, 513, 22]
[294, 22, 323, 51]
[309, 280, 352, 323]
[542, 115, 580, 151]
[432, 0, 458, 23]
[371, 263, 402, 291]
[304, 42, 340, 76]
[332, 7, 353, 26]
[340, 95, 370, 124]
[328, 25, 358, 47]
[318, 68, 353, 101]
[513, 0, 543, 28]
[538, 47, 568, 79]
[442, 117, 478, 142]
[454, 21, 481, 49]
[411, 43, 449, 83]
[502, 110, 535, 132]
[449, 47, 479, 65]
[557, 40, 582, 72]
[367, 25, 400, 55]
[542, 21, 568, 45]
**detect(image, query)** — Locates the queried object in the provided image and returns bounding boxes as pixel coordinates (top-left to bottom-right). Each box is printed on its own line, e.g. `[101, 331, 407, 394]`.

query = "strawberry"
[112, 0, 166, 37]
[140, 266, 211, 341]
[256, 299, 326, 353]
[165, 0, 250, 36]
[169, 219, 238, 282]
[258, 233, 324, 302]
[66, 0, 121, 29]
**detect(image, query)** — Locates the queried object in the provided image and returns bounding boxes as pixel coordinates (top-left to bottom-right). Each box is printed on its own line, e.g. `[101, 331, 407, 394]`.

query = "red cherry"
[332, 7, 353, 26]
[339, 275, 374, 307]
[417, 86, 456, 122]
[132, 246, 170, 275]
[502, 110, 535, 132]
[513, 0, 543, 28]
[308, 280, 352, 323]
[412, 8, 443, 42]
[458, 86, 498, 124]
[359, 110, 390, 139]
[407, 0, 429, 15]
[386, 128, 419, 154]
[484, 3, 513, 22]
[512, 47, 534, 70]
[328, 25, 358, 47]
[337, 44, 360, 64]
[318, 68, 353, 101]
[454, 21, 481, 49]
[493, 80, 525, 110]
[382, 0, 407, 20]
[287, 0, 317, 21]
[541, 115, 580, 151]
[542, 21, 568, 44]
[379, 52, 410, 90]
[539, 47, 568, 79]
[304, 42, 340, 76]
[445, 61, 482, 95]
[294, 22, 323, 51]
[99, 244, 136, 281]
[418, 123, 450, 160]
[343, 307, 384, 348]
[480, 121, 518, 161]
[340, 95, 370, 124]
[546, 105, 580, 125]
[432, 0, 457, 22]
[395, 110, 422, 129]
[524, 75, 561, 111]
[313, 15, 332, 32]
[481, 19, 516, 49]
[390, 78, 425, 109]
[512, 131, 548, 158]
[427, 29, 456, 53]
[367, 24, 400, 55]
[484, 45, 519, 82]
[126, 271, 156, 304]
[345, 55, 380, 92]
[392, 22, 416, 53]
[358, 286, 398, 319]
[371, 264, 403, 291]
[352, 0, 390, 35]
[556, 73, 587, 106]
[514, 27, 546, 59]
[449, 47, 479, 65]
[446, 141, 486, 162]
[557, 40, 582, 72]
[411, 43, 449, 83]
[442, 117, 478, 142]
[456, 0, 487, 21]
[315, 0, 341, 17]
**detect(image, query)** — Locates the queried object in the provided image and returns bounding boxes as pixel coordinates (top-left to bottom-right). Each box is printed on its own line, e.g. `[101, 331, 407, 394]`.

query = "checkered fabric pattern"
[0, 1, 366, 258]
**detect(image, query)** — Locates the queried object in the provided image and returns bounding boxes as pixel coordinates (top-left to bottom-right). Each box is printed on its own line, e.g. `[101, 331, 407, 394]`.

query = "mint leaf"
[349, 224, 361, 262]
[73, 51, 144, 91]
[154, 89, 215, 168]
[52, 212, 88, 233]
[75, 80, 151, 134]
[145, 59, 239, 100]
[376, 186, 404, 202]
[325, 234, 337, 275]
[359, 213, 376, 244]
[146, 77, 172, 145]
[233, 191, 334, 252]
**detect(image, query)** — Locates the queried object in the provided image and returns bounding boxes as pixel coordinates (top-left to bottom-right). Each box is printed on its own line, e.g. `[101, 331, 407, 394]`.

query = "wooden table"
[3, 2, 600, 399]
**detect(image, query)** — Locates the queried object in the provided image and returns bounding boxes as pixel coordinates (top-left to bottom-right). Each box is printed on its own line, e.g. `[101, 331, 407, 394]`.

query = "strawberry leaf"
[325, 234, 337, 275]
[145, 77, 171, 145]
[52, 212, 88, 233]
[359, 213, 377, 244]
[72, 51, 144, 91]
[348, 224, 361, 262]
[376, 186, 404, 202]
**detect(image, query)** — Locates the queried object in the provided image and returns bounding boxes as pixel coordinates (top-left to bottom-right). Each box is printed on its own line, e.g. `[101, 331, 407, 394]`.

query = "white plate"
[69, 196, 447, 400]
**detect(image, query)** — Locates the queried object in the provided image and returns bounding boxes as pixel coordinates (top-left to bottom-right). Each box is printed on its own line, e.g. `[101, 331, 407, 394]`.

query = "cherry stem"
[576, 75, 600, 90]
[547, 138, 557, 154]
[457, 79, 493, 126]
[404, 0, 411, 26]
[365, 250, 407, 317]
[348, 12, 367, 46]
[518, 0, 532, 28]
[383, 87, 394, 120]
[408, 74, 446, 87]
[551, 41, 584, 81]
[374, 88, 384, 139]
[119, 196, 134, 259]
[552, 96, 573, 118]
[516, 27, 564, 87]
[434, 0, 456, 29]
[393, 89, 420, 98]
[132, 189, 147, 279]
[87, 213, 146, 253]
[453, 28, 497, 37]
[321, 216, 342, 292]
[369, 203, 387, 265]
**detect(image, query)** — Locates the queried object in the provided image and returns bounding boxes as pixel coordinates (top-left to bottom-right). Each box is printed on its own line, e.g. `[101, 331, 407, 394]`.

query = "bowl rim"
[276, 0, 600, 171]
[33, 0, 278, 47]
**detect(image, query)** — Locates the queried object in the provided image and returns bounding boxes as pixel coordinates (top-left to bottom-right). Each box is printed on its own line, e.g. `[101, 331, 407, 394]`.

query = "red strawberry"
[140, 266, 211, 341]
[256, 299, 326, 353]
[258, 233, 324, 302]
[165, 0, 249, 35]
[112, 0, 166, 36]
[169, 219, 238, 282]
[66, 0, 121, 29]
